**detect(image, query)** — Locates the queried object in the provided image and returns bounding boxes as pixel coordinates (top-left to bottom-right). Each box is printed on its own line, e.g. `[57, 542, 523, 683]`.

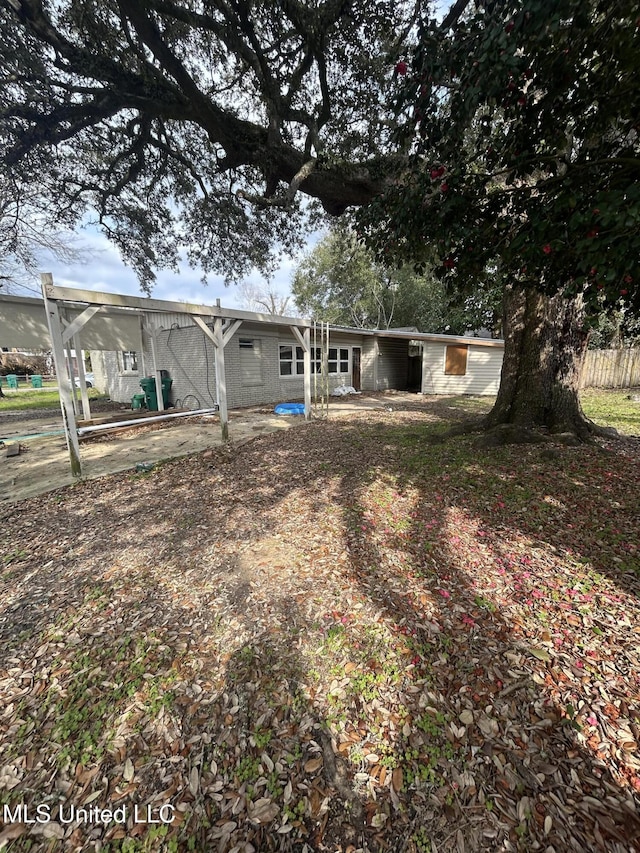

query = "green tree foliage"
[0, 0, 411, 289]
[2, 1, 636, 440]
[292, 224, 502, 333]
[358, 0, 639, 321]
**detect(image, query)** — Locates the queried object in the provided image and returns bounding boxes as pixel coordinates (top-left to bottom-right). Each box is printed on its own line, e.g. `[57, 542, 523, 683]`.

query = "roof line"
[1, 287, 504, 347]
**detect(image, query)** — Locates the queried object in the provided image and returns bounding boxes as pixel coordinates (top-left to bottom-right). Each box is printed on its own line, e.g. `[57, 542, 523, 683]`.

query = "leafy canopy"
[357, 0, 640, 319]
[292, 223, 501, 333]
[0, 0, 417, 289]
[0, 179, 86, 295]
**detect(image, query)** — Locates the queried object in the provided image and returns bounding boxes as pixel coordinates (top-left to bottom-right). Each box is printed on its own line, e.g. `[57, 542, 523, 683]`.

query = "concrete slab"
[0, 393, 417, 504]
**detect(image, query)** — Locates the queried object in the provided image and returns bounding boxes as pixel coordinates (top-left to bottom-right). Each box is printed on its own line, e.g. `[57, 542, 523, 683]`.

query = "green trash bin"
[161, 377, 173, 408]
[6, 374, 18, 389]
[31, 375, 43, 388]
[140, 376, 172, 411]
[140, 377, 158, 411]
[131, 393, 146, 410]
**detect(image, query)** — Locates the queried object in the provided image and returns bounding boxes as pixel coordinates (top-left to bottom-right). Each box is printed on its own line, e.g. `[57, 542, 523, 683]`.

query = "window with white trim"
[328, 347, 349, 373]
[279, 345, 322, 376]
[119, 351, 138, 372]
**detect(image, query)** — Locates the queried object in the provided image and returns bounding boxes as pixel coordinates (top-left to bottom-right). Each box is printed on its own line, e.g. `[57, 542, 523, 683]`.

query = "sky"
[12, 222, 311, 312]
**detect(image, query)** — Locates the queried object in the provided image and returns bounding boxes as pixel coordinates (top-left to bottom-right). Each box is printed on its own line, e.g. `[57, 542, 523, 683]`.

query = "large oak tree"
[358, 0, 639, 441]
[1, 0, 409, 285]
[1, 0, 637, 440]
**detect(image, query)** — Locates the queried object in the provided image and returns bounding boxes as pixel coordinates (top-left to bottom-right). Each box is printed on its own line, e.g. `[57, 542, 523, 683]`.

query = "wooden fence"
[580, 348, 640, 389]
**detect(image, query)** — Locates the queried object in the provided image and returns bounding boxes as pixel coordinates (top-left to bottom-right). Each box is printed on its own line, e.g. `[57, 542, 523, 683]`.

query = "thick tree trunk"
[484, 282, 595, 442]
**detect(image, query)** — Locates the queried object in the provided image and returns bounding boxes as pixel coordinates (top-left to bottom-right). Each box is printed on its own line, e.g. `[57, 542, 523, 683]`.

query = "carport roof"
[0, 285, 504, 350]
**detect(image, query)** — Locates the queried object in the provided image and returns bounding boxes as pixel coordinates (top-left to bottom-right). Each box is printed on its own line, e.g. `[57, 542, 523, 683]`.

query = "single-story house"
[92, 320, 505, 411]
[0, 285, 504, 415]
[0, 282, 504, 476]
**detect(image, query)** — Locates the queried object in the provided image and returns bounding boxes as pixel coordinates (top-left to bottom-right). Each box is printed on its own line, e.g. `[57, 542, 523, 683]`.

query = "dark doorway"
[407, 355, 422, 391]
[352, 348, 361, 391]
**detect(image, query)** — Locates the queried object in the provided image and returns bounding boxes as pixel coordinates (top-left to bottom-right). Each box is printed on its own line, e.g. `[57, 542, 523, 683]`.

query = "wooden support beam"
[193, 315, 217, 345]
[192, 316, 240, 441]
[42, 281, 311, 328]
[61, 305, 103, 345]
[213, 317, 229, 441]
[41, 273, 82, 478]
[148, 327, 165, 412]
[74, 338, 92, 422]
[222, 319, 242, 348]
[292, 326, 312, 421]
[303, 328, 311, 421]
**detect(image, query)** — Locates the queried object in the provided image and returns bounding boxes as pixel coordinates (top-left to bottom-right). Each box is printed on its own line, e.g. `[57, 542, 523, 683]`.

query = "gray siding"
[361, 338, 377, 391]
[422, 342, 503, 395]
[91, 351, 142, 403]
[93, 324, 504, 409]
[377, 338, 410, 390]
[151, 325, 218, 408]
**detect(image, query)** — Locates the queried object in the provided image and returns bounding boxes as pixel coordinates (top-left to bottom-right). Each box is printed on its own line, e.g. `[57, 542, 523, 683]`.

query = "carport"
[0, 275, 315, 478]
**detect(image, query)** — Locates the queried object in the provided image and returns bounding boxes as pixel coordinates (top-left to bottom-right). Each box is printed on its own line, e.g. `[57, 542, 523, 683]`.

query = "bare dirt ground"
[0, 395, 400, 504]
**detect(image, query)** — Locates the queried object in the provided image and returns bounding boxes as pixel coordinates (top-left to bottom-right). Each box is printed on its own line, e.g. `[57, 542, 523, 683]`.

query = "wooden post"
[192, 316, 240, 442]
[148, 328, 165, 412]
[303, 327, 311, 420]
[138, 316, 147, 378]
[41, 273, 82, 478]
[291, 326, 312, 420]
[214, 317, 228, 440]
[64, 345, 79, 415]
[74, 338, 92, 421]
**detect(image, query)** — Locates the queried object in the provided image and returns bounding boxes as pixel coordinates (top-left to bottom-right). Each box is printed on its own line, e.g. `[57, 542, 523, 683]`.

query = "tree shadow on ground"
[330, 418, 639, 850]
[0, 403, 638, 851]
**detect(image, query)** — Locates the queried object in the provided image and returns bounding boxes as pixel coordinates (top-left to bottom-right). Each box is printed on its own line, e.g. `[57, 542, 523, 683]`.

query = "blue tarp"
[274, 402, 305, 415]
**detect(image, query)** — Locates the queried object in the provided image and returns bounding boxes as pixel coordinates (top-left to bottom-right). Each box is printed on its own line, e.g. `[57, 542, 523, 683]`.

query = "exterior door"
[352, 347, 361, 391]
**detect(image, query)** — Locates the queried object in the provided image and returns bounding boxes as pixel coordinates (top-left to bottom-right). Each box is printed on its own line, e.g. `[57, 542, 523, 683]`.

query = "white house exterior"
[421, 337, 504, 396]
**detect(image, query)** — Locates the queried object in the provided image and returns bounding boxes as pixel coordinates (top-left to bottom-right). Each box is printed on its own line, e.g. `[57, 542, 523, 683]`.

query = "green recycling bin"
[31, 375, 43, 388]
[6, 374, 18, 389]
[140, 376, 172, 411]
[131, 393, 146, 410]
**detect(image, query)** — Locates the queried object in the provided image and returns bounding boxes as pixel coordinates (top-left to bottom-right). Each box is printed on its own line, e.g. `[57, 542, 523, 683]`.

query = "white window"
[328, 347, 349, 374]
[279, 345, 322, 376]
[120, 351, 138, 372]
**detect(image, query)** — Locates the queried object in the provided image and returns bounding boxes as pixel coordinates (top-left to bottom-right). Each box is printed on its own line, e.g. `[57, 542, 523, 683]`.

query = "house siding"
[150, 325, 218, 408]
[277, 332, 365, 399]
[92, 321, 504, 409]
[97, 323, 369, 410]
[91, 351, 141, 403]
[377, 338, 410, 390]
[422, 342, 503, 395]
[361, 338, 377, 391]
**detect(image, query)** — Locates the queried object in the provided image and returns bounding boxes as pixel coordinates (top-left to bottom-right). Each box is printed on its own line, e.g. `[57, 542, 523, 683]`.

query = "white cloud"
[12, 217, 328, 314]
